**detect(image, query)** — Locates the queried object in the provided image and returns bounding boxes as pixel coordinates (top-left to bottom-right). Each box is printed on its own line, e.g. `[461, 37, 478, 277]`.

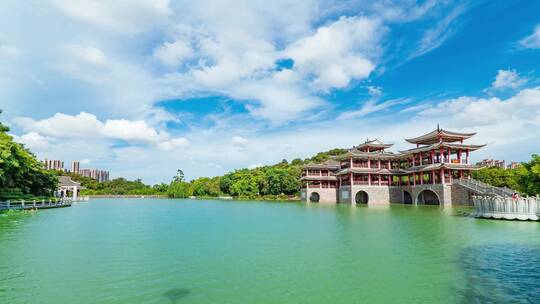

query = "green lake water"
[1, 198, 540, 303]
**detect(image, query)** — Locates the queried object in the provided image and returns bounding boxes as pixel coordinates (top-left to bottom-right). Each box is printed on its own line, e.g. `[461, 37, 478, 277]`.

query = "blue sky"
[1, 0, 540, 183]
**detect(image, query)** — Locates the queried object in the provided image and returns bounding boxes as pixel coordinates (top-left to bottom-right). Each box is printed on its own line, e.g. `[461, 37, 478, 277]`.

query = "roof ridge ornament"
[437, 123, 440, 132]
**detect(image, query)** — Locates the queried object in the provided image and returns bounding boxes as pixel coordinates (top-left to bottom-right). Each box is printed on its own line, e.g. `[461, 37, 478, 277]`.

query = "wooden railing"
[0, 198, 73, 211]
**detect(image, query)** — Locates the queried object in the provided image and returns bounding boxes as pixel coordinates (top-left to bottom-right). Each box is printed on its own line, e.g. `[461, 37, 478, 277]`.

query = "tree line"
[0, 110, 57, 200]
[167, 149, 347, 199]
[3, 103, 539, 201]
[472, 154, 540, 196]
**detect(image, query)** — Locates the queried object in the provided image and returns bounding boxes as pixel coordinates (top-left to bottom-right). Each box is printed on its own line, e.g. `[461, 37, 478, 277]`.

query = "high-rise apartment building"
[71, 161, 80, 174]
[79, 169, 110, 183]
[43, 159, 64, 171]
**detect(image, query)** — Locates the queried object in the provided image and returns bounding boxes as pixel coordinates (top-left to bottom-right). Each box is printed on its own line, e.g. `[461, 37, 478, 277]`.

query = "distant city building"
[43, 158, 109, 182]
[507, 162, 521, 169]
[43, 159, 64, 171]
[71, 161, 80, 174]
[476, 159, 505, 168]
[79, 169, 110, 183]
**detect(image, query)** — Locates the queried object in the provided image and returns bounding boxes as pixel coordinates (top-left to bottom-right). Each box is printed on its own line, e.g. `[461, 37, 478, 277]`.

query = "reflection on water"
[458, 245, 540, 303]
[163, 288, 190, 303]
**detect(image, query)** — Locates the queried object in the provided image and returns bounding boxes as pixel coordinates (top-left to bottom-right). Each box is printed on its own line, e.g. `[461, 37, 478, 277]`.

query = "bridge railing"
[473, 195, 540, 221]
[455, 178, 515, 197]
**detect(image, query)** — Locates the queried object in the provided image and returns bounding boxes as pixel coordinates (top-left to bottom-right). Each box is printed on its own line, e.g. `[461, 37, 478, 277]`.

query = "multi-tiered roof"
[303, 127, 485, 178]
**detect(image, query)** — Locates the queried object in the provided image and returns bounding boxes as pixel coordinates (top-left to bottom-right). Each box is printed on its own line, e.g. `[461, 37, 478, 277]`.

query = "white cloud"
[490, 69, 527, 90]
[158, 137, 190, 151]
[14, 112, 187, 147]
[63, 44, 107, 66]
[371, 0, 440, 22]
[80, 158, 91, 165]
[339, 98, 410, 120]
[248, 163, 264, 169]
[13, 132, 52, 150]
[153, 40, 194, 68]
[284, 16, 380, 90]
[367, 86, 383, 97]
[14, 112, 103, 139]
[52, 0, 172, 34]
[519, 24, 540, 49]
[409, 4, 466, 59]
[103, 119, 169, 144]
[0, 44, 21, 57]
[232, 136, 249, 146]
[419, 87, 540, 128]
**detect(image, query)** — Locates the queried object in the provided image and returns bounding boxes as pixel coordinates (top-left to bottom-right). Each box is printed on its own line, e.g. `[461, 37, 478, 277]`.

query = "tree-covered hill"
[0, 110, 57, 200]
[167, 148, 347, 199]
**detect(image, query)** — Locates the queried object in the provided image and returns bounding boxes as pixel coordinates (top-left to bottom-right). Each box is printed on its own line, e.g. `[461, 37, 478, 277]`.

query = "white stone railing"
[455, 178, 515, 197]
[473, 195, 540, 221]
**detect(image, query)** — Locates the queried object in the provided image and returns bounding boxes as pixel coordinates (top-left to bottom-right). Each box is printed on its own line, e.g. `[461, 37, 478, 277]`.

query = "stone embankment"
[88, 194, 168, 198]
[473, 195, 540, 221]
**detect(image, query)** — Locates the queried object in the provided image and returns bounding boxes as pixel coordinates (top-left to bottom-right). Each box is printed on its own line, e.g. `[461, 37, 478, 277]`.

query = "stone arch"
[355, 191, 369, 204]
[403, 190, 413, 204]
[417, 189, 440, 205]
[309, 192, 320, 203]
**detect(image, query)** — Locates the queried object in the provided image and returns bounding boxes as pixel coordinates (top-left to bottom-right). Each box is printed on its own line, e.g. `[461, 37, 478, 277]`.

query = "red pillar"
[432, 170, 435, 184]
[420, 171, 424, 185]
[441, 168, 445, 184]
[368, 173, 371, 186]
[413, 172, 416, 186]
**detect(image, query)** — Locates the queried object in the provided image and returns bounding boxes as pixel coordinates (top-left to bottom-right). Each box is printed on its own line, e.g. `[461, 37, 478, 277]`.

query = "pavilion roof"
[355, 138, 393, 150]
[399, 142, 486, 154]
[336, 163, 482, 176]
[336, 168, 401, 175]
[400, 163, 483, 173]
[335, 150, 398, 160]
[300, 176, 338, 181]
[302, 159, 340, 169]
[58, 176, 81, 187]
[405, 127, 476, 144]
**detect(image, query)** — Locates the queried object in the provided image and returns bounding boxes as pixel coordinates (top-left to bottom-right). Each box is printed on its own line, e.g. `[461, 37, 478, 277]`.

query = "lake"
[1, 198, 540, 303]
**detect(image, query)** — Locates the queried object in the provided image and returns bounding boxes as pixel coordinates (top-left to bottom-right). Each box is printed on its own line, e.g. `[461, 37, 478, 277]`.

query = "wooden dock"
[0, 199, 72, 211]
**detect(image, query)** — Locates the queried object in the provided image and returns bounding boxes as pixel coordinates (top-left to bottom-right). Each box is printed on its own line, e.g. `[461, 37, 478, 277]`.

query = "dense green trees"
[0, 110, 57, 200]
[514, 154, 540, 195]
[166, 149, 343, 199]
[61, 170, 168, 195]
[472, 154, 540, 196]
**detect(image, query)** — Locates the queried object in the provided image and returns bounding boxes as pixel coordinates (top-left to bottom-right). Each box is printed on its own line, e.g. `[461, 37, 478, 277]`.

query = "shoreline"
[87, 194, 301, 201]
